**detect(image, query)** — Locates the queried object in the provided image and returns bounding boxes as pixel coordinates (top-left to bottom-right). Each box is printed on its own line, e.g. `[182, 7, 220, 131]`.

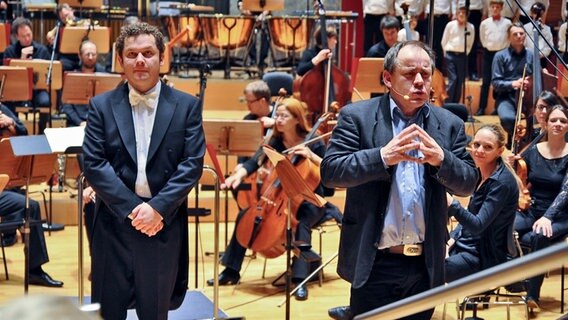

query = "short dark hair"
[384, 40, 436, 73]
[507, 22, 525, 37]
[537, 90, 560, 108]
[11, 17, 32, 35]
[380, 15, 400, 31]
[116, 23, 165, 58]
[244, 80, 271, 101]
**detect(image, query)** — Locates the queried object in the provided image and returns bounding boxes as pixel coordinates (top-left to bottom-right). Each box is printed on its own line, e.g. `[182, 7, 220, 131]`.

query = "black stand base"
[42, 222, 65, 232]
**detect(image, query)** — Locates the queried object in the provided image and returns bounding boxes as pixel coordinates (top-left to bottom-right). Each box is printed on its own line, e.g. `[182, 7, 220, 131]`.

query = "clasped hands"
[129, 202, 164, 237]
[381, 124, 444, 167]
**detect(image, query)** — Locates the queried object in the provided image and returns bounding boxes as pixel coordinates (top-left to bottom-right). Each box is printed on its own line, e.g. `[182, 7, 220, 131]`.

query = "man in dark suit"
[83, 23, 205, 320]
[321, 40, 478, 319]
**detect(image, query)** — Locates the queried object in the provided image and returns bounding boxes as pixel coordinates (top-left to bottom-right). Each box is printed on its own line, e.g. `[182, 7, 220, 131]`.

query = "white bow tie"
[129, 90, 157, 108]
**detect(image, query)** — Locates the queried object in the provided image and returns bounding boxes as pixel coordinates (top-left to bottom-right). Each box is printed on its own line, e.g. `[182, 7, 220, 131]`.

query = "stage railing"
[356, 240, 568, 319]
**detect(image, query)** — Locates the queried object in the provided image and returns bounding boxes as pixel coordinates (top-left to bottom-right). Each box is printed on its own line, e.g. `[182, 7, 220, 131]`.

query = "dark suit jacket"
[83, 82, 205, 309]
[320, 94, 478, 289]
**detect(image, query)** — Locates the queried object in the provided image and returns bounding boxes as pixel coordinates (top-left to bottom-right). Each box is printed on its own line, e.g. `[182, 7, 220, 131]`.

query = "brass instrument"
[46, 18, 99, 45]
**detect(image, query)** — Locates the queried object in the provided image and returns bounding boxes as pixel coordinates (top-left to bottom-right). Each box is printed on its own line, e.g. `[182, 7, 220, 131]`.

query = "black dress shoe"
[29, 271, 64, 287]
[294, 284, 308, 301]
[207, 269, 240, 286]
[469, 73, 480, 81]
[328, 306, 353, 320]
[475, 109, 485, 116]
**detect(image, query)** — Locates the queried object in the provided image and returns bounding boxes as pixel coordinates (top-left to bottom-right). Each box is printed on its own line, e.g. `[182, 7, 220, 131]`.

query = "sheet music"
[44, 126, 84, 153]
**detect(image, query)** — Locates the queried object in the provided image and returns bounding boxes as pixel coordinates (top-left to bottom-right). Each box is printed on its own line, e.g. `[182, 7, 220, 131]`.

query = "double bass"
[294, 0, 351, 122]
[235, 113, 331, 258]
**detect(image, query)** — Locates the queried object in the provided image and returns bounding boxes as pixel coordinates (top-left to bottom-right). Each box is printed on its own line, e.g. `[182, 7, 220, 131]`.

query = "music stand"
[262, 146, 325, 320]
[60, 26, 110, 54]
[8, 59, 63, 91]
[203, 119, 264, 247]
[6, 135, 58, 293]
[242, 0, 284, 11]
[43, 127, 86, 303]
[61, 72, 123, 104]
[0, 66, 33, 102]
[0, 24, 9, 53]
[351, 57, 386, 95]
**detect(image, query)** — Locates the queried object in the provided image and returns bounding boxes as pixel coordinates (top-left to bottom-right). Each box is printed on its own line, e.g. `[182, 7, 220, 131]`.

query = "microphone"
[389, 87, 410, 100]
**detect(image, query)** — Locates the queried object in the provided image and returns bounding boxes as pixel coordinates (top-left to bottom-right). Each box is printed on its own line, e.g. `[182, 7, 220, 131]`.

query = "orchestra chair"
[456, 228, 529, 320]
[262, 71, 294, 98]
[0, 174, 26, 281]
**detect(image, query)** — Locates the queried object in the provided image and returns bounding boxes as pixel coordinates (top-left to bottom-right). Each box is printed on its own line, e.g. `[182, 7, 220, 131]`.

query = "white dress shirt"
[493, 0, 518, 19]
[559, 22, 568, 53]
[441, 20, 475, 54]
[130, 81, 162, 198]
[394, 0, 426, 16]
[363, 0, 395, 15]
[480, 16, 512, 51]
[451, 0, 485, 16]
[398, 28, 420, 41]
[523, 22, 553, 58]
[424, 0, 452, 15]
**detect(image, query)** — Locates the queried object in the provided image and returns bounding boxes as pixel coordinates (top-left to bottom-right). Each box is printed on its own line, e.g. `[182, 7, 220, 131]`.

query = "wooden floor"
[0, 221, 566, 319]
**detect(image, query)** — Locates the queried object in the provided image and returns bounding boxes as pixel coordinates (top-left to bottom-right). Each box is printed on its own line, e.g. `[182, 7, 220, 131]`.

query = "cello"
[236, 88, 288, 210]
[294, 0, 351, 123]
[235, 112, 331, 258]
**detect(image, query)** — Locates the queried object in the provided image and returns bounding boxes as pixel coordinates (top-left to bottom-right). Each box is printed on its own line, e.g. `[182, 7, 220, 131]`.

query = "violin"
[511, 66, 538, 211]
[294, 0, 351, 123]
[235, 112, 331, 258]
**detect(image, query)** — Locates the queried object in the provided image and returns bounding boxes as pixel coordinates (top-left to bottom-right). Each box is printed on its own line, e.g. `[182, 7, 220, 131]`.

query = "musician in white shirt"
[477, 0, 512, 115]
[441, 5, 475, 103]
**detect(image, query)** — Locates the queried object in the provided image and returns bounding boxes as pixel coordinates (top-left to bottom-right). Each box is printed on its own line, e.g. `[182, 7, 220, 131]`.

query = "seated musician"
[3, 17, 51, 134]
[366, 15, 400, 58]
[208, 97, 328, 301]
[532, 90, 560, 139]
[0, 103, 64, 287]
[509, 105, 568, 311]
[445, 124, 518, 282]
[235, 80, 274, 168]
[60, 40, 106, 127]
[491, 22, 534, 148]
[296, 26, 337, 77]
[46, 3, 82, 71]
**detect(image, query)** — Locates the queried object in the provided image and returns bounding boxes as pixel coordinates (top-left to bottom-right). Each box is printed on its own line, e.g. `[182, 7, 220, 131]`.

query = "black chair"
[458, 227, 529, 320]
[443, 102, 469, 123]
[262, 71, 293, 97]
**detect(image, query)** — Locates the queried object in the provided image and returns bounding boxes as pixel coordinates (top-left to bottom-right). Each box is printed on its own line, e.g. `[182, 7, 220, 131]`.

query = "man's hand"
[129, 203, 164, 236]
[380, 124, 444, 167]
[414, 125, 444, 167]
[82, 186, 96, 204]
[532, 216, 553, 238]
[21, 46, 33, 59]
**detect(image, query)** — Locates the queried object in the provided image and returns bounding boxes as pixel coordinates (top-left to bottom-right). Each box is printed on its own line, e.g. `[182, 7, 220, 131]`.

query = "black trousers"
[364, 14, 387, 54]
[350, 251, 434, 320]
[515, 211, 568, 301]
[0, 191, 49, 270]
[467, 10, 482, 77]
[221, 201, 325, 281]
[445, 248, 480, 283]
[427, 14, 449, 71]
[445, 52, 467, 103]
[478, 49, 497, 111]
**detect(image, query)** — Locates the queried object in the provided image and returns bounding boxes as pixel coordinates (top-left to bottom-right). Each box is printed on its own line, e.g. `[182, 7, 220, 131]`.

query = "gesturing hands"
[129, 202, 164, 237]
[380, 124, 444, 167]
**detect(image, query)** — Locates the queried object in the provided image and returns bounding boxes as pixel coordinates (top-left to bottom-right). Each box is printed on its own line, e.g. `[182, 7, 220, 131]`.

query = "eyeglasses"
[536, 104, 548, 111]
[245, 97, 263, 104]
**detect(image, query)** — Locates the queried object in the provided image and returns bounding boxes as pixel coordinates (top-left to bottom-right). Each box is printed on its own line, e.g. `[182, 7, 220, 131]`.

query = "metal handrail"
[357, 241, 568, 319]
